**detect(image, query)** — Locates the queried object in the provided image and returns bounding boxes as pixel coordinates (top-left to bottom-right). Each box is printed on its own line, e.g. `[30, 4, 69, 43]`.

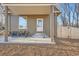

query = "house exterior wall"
[8, 15, 19, 32]
[43, 15, 50, 36]
[7, 15, 50, 37]
[27, 15, 50, 36]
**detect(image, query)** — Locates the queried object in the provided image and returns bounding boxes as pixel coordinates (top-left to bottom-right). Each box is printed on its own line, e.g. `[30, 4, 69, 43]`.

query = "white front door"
[36, 18, 43, 32]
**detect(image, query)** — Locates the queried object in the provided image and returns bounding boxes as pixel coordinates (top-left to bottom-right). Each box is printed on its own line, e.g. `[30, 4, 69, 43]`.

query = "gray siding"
[8, 15, 19, 32]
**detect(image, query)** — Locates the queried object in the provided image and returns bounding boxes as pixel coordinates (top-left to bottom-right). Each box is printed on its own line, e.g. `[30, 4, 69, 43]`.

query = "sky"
[57, 3, 77, 25]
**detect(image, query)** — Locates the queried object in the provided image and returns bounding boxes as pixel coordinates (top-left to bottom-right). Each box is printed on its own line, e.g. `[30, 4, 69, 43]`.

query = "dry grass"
[0, 39, 79, 56]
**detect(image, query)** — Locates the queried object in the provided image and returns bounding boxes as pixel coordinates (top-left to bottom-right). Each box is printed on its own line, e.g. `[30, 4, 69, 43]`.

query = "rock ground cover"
[0, 38, 79, 56]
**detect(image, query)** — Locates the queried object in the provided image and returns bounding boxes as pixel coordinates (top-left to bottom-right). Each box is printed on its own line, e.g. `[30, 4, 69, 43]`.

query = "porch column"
[4, 6, 8, 42]
[54, 14, 57, 39]
[50, 5, 57, 42]
[8, 13, 11, 33]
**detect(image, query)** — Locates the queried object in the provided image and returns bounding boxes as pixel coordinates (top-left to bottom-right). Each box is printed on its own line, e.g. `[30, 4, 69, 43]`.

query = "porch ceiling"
[4, 4, 60, 15]
[7, 6, 51, 15]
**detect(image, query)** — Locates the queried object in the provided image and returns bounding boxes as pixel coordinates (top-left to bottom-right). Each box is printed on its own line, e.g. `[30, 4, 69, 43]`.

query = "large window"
[36, 18, 43, 32]
[19, 16, 27, 30]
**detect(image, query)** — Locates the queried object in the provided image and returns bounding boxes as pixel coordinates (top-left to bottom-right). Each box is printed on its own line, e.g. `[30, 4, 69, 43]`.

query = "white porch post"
[50, 5, 57, 43]
[4, 6, 8, 42]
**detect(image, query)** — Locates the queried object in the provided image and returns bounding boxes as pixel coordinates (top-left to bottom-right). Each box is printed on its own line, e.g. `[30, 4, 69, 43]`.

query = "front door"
[36, 18, 43, 32]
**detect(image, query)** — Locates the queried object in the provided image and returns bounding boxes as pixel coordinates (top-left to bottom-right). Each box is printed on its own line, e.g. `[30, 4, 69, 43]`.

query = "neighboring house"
[1, 4, 60, 43]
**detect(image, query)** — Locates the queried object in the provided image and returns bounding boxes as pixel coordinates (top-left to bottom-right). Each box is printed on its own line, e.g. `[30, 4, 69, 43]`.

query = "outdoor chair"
[10, 31, 29, 37]
[11, 31, 18, 37]
[24, 31, 29, 37]
[17, 31, 29, 37]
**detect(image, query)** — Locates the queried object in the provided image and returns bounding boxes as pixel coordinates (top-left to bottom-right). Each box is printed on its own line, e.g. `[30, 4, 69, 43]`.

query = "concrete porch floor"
[0, 36, 55, 44]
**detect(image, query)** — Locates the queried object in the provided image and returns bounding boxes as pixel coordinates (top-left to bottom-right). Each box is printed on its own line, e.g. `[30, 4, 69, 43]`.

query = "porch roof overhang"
[4, 3, 60, 16]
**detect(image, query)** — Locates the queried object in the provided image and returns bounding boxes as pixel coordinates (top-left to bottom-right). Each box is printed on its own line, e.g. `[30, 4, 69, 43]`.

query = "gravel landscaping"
[0, 38, 79, 56]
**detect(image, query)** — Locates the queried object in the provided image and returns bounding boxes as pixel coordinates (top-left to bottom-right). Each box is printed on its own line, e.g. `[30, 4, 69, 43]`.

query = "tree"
[59, 3, 79, 28]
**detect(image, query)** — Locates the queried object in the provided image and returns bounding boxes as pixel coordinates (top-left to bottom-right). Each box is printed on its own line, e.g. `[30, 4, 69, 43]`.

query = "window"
[19, 16, 27, 30]
[36, 18, 43, 32]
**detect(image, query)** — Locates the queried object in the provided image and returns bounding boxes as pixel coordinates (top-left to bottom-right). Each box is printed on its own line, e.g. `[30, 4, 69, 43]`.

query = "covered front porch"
[0, 4, 60, 44]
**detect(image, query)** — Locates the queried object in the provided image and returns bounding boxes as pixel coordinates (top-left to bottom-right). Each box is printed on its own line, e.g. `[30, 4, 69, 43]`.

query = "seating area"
[9, 31, 29, 37]
[10, 31, 49, 38]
